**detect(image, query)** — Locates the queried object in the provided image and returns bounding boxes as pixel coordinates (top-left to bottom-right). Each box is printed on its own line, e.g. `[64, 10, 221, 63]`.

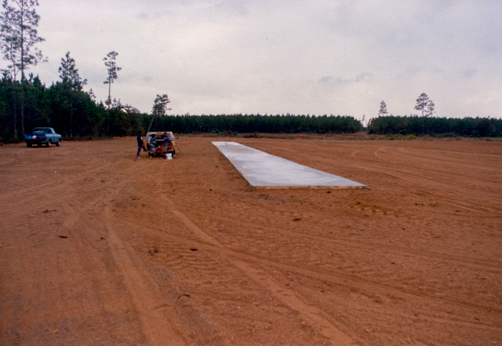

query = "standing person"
[163, 132, 171, 146]
[136, 131, 147, 158]
[162, 132, 174, 157]
[148, 134, 156, 156]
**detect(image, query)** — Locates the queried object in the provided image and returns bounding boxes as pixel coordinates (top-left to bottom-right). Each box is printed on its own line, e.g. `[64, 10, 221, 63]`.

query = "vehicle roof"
[146, 131, 174, 139]
[33, 127, 53, 132]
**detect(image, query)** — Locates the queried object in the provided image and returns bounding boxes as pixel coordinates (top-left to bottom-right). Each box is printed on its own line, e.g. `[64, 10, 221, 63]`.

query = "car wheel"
[47, 140, 51, 147]
[56, 140, 60, 147]
[27, 143, 32, 147]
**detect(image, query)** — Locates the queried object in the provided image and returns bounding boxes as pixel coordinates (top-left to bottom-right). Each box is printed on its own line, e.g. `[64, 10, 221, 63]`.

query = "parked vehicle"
[146, 131, 176, 158]
[24, 127, 62, 147]
[146, 131, 176, 147]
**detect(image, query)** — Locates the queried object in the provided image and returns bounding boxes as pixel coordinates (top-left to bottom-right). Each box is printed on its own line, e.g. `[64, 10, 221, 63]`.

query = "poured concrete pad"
[212, 142, 366, 188]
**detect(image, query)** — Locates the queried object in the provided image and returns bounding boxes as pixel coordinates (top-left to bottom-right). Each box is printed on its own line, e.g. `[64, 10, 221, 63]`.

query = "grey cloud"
[137, 12, 149, 20]
[431, 68, 445, 74]
[318, 76, 334, 84]
[462, 68, 478, 78]
[33, 0, 501, 118]
[213, 1, 249, 16]
[318, 72, 373, 86]
[355, 72, 372, 82]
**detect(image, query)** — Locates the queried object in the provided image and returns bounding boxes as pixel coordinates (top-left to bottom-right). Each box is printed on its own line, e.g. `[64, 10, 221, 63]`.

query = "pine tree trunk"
[70, 88, 73, 137]
[20, 12, 25, 138]
[20, 78, 24, 137]
[107, 81, 111, 136]
[13, 95, 17, 139]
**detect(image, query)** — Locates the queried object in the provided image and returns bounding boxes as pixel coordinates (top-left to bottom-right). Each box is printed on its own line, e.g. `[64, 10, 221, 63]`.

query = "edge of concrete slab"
[247, 185, 370, 191]
[213, 141, 368, 190]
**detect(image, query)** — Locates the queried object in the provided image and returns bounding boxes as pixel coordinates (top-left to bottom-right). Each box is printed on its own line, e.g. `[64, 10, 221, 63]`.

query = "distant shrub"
[368, 116, 501, 137]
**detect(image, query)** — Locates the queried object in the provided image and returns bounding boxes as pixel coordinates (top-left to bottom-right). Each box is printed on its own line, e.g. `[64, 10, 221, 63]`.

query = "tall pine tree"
[103, 51, 121, 136]
[0, 0, 46, 138]
[378, 100, 388, 117]
[59, 51, 87, 137]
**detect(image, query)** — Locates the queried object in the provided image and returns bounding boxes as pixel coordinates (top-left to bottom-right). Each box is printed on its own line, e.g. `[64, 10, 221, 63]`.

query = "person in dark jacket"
[136, 132, 147, 158]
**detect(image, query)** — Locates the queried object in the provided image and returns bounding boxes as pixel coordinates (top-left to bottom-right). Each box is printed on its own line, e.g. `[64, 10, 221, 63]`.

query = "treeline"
[2, 77, 501, 141]
[0, 76, 363, 141]
[146, 114, 363, 134]
[368, 115, 502, 137]
[0, 75, 144, 141]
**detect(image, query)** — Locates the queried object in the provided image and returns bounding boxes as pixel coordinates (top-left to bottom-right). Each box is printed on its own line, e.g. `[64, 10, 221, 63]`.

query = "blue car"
[24, 127, 62, 147]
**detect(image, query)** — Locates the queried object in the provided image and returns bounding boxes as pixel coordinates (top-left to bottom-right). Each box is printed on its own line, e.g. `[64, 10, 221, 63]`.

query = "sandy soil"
[0, 136, 501, 345]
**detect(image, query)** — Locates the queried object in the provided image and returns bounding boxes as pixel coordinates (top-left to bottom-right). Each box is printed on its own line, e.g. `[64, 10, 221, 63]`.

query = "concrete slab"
[212, 141, 367, 188]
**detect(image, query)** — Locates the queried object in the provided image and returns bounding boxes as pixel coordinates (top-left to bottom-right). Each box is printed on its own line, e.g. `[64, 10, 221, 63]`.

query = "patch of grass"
[242, 132, 260, 138]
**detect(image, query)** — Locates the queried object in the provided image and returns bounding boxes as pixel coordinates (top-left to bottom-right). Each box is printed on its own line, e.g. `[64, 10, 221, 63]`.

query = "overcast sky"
[16, 0, 502, 121]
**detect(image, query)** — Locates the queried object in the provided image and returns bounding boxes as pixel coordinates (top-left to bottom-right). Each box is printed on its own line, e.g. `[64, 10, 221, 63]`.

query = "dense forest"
[1, 75, 501, 142]
[1, 74, 502, 142]
[0, 75, 141, 141]
[147, 113, 363, 135]
[0, 75, 364, 142]
[367, 115, 502, 137]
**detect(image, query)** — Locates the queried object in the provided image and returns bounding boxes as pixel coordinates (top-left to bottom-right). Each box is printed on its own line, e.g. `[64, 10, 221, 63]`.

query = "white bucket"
[166, 153, 172, 160]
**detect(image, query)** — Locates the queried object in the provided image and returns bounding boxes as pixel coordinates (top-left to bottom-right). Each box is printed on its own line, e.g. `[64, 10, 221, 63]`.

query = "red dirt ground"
[0, 136, 501, 345]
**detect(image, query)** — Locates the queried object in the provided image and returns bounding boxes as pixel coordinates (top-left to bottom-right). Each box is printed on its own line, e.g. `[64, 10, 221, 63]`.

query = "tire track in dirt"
[231, 259, 362, 345]
[128, 221, 502, 337]
[160, 194, 365, 345]
[128, 192, 501, 328]
[103, 211, 186, 345]
[91, 160, 191, 345]
[392, 145, 502, 162]
[1, 160, 144, 343]
[238, 228, 501, 315]
[272, 224, 501, 271]
[321, 158, 500, 214]
[369, 146, 501, 186]
[233, 250, 502, 320]
[0, 179, 112, 222]
[233, 254, 502, 334]
[0, 155, 116, 208]
[6, 147, 189, 344]
[223, 237, 501, 329]
[0, 178, 69, 202]
[181, 207, 501, 271]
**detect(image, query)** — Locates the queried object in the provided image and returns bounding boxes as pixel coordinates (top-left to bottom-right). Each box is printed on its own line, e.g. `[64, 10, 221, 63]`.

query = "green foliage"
[145, 114, 363, 135]
[414, 93, 435, 117]
[0, 74, 142, 141]
[0, 0, 46, 78]
[0, 71, 364, 142]
[59, 51, 87, 90]
[368, 115, 502, 137]
[1, 0, 47, 136]
[151, 94, 170, 117]
[57, 51, 88, 137]
[103, 51, 121, 108]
